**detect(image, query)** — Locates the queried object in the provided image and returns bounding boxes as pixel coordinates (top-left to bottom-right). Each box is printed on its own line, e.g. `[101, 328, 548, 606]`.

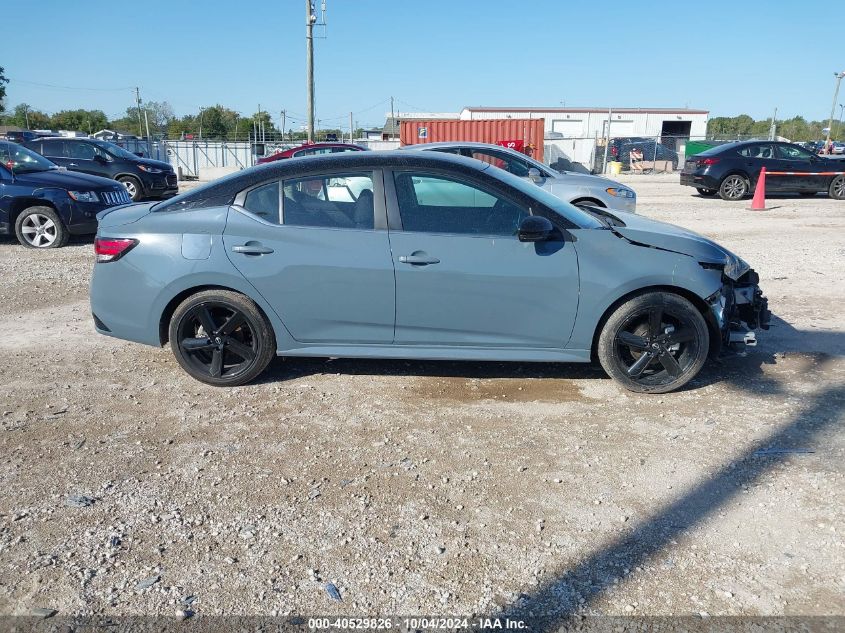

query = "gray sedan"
[403, 141, 637, 213]
[90, 151, 768, 393]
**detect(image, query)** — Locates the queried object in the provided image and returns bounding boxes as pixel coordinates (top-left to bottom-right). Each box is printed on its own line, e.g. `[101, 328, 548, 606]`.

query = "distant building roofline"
[463, 106, 709, 115]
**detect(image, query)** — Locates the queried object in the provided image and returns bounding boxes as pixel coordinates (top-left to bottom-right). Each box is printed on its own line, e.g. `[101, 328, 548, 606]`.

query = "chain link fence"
[543, 135, 757, 176]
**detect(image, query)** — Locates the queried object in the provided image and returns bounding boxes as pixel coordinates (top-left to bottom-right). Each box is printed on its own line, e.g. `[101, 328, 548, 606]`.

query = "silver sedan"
[403, 141, 637, 213]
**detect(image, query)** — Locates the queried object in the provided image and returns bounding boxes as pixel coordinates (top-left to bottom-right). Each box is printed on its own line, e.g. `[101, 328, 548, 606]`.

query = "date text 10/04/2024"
[307, 617, 527, 630]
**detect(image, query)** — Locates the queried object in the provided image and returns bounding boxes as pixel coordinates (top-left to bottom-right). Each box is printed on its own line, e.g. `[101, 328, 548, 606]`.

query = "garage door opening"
[660, 120, 692, 150]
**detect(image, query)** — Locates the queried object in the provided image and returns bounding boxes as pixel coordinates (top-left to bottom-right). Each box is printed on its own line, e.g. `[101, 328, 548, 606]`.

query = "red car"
[257, 142, 367, 164]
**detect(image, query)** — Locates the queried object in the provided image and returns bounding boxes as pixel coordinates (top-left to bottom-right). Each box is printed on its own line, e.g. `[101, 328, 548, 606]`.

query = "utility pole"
[306, 0, 316, 143]
[134, 87, 143, 137]
[602, 108, 613, 172]
[768, 107, 777, 141]
[23, 104, 30, 130]
[390, 96, 395, 139]
[281, 110, 286, 142]
[824, 71, 845, 153]
[144, 109, 152, 156]
[349, 111, 353, 144]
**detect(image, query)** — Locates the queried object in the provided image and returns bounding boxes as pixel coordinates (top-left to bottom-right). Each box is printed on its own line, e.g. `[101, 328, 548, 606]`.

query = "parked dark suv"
[24, 137, 177, 201]
[0, 141, 133, 248]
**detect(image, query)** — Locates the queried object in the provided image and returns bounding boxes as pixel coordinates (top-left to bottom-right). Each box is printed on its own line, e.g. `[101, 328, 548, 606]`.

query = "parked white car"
[403, 142, 637, 213]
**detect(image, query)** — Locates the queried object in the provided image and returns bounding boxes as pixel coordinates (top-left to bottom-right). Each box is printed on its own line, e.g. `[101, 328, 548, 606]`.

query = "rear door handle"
[398, 254, 440, 265]
[232, 244, 274, 255]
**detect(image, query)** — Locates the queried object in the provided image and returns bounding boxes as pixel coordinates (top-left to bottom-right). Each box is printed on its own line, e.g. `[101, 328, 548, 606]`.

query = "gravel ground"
[0, 175, 843, 623]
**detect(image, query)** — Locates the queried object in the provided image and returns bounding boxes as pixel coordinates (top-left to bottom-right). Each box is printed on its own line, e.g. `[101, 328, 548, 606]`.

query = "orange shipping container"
[400, 119, 544, 163]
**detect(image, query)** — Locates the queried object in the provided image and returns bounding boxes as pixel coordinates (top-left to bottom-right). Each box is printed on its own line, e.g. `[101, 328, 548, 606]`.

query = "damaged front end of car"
[703, 262, 771, 355]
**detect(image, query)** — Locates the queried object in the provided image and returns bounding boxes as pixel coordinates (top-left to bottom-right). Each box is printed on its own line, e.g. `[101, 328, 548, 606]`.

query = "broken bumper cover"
[707, 269, 770, 351]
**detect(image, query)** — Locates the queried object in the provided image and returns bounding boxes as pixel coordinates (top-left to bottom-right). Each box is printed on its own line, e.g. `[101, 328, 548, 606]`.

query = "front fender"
[566, 230, 722, 351]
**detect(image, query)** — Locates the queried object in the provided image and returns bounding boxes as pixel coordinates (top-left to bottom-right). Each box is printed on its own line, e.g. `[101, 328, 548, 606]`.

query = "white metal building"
[459, 106, 709, 140]
[459, 106, 709, 170]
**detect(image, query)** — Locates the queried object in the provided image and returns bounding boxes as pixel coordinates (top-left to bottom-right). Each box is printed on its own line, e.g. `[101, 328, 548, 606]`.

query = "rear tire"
[118, 175, 143, 201]
[169, 290, 276, 386]
[718, 174, 749, 200]
[829, 175, 845, 200]
[14, 206, 69, 249]
[597, 292, 710, 394]
[696, 188, 717, 196]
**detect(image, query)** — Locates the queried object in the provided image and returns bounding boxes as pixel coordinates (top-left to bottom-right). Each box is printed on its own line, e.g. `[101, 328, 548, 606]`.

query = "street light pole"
[837, 103, 845, 140]
[824, 71, 845, 153]
[199, 107, 206, 140]
[305, 0, 315, 143]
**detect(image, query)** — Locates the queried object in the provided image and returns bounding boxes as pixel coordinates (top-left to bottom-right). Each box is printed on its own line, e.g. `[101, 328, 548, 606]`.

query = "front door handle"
[398, 253, 440, 265]
[232, 244, 274, 255]
[68, 162, 78, 167]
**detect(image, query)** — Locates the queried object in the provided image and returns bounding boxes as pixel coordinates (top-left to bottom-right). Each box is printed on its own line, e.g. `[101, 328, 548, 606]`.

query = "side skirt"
[276, 344, 593, 364]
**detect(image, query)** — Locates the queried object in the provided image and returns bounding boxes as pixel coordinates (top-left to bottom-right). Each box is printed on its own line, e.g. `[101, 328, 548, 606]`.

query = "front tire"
[718, 174, 749, 200]
[14, 206, 69, 249]
[829, 175, 845, 200]
[118, 175, 144, 201]
[168, 290, 276, 386]
[696, 188, 717, 196]
[597, 292, 710, 394]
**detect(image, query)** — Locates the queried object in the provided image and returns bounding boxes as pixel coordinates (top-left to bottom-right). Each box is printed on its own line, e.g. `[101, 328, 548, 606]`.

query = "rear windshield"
[693, 143, 734, 157]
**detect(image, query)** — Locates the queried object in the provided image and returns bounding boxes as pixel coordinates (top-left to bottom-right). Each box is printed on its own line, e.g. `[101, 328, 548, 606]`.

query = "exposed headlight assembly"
[67, 190, 100, 203]
[723, 253, 751, 281]
[137, 165, 163, 173]
[606, 187, 636, 199]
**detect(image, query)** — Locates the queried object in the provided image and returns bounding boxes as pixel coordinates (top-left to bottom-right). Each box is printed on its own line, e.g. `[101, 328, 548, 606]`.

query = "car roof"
[404, 141, 512, 151]
[155, 150, 493, 211]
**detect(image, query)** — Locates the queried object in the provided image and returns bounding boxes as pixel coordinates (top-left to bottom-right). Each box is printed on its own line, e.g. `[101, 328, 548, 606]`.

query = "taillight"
[95, 237, 138, 263]
[611, 146, 618, 156]
[700, 157, 720, 165]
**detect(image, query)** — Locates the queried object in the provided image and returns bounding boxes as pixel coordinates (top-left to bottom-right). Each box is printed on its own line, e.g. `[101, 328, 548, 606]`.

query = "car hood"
[549, 172, 625, 189]
[96, 201, 154, 226]
[603, 210, 733, 264]
[17, 168, 119, 190]
[137, 157, 173, 171]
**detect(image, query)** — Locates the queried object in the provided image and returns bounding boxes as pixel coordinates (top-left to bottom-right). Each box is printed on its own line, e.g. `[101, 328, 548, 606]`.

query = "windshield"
[483, 164, 604, 229]
[0, 142, 58, 174]
[92, 140, 141, 160]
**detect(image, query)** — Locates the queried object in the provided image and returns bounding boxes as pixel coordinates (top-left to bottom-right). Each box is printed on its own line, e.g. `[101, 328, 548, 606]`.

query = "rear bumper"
[680, 172, 720, 190]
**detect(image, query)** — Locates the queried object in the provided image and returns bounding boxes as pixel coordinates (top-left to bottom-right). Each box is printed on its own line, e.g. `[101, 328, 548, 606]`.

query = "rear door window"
[738, 144, 776, 159]
[41, 141, 67, 158]
[242, 181, 281, 223]
[282, 172, 375, 230]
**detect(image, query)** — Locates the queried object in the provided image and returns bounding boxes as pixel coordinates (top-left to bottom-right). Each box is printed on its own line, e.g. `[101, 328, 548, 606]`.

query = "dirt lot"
[0, 175, 843, 623]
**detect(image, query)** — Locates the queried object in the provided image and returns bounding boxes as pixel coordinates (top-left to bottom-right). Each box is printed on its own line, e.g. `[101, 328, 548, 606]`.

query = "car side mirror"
[94, 154, 109, 163]
[518, 215, 554, 242]
[134, 152, 144, 157]
[527, 167, 543, 183]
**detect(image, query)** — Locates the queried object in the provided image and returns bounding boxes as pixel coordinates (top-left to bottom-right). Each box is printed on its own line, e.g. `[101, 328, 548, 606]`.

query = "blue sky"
[3, 0, 843, 128]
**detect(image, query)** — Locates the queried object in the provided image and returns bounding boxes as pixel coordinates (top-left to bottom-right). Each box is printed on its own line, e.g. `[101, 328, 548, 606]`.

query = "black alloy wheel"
[598, 292, 709, 393]
[169, 290, 275, 386]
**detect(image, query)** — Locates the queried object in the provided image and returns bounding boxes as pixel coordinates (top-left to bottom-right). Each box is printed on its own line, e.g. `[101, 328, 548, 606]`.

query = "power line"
[9, 78, 134, 92]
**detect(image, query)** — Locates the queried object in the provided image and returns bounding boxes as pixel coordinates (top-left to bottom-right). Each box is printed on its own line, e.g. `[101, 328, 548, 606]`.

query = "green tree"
[7, 103, 50, 130]
[51, 109, 108, 134]
[0, 66, 8, 116]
